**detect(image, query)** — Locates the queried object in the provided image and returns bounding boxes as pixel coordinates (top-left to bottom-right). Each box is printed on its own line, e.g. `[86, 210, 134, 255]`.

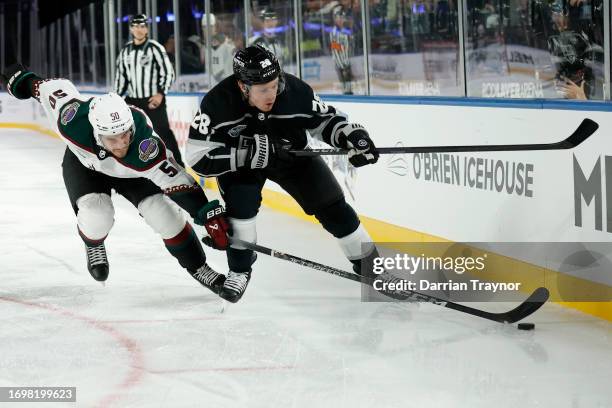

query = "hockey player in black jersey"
[2, 64, 230, 295]
[186, 45, 379, 303]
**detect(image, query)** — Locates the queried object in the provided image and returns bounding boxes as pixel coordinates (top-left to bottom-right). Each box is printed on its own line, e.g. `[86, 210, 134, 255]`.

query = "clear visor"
[99, 129, 133, 149]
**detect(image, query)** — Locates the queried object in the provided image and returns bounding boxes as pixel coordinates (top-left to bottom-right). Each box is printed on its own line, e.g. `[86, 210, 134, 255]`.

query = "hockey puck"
[517, 322, 535, 331]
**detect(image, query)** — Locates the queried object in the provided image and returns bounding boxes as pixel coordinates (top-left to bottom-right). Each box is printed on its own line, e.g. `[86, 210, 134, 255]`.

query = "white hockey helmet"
[201, 13, 216, 28]
[88, 93, 135, 148]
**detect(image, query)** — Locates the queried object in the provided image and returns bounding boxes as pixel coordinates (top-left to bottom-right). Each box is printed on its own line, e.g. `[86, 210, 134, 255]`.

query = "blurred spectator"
[201, 13, 236, 84]
[547, 0, 596, 99]
[164, 34, 206, 75]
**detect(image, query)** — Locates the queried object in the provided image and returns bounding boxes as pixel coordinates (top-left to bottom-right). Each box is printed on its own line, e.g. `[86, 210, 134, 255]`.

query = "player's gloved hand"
[338, 124, 379, 167]
[0, 63, 40, 100]
[237, 134, 294, 169]
[195, 200, 231, 250]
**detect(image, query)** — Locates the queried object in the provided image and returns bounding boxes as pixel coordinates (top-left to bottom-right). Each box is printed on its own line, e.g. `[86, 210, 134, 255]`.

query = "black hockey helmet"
[130, 14, 148, 26]
[233, 45, 285, 91]
[259, 7, 278, 20]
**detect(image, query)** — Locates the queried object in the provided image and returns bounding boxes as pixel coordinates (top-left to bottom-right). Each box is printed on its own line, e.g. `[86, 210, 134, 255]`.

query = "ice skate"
[85, 242, 109, 282]
[219, 270, 251, 303]
[190, 263, 226, 295]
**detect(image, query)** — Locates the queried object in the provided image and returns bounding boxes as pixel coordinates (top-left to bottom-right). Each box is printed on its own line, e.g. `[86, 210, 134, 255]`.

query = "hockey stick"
[291, 118, 598, 156]
[229, 238, 550, 324]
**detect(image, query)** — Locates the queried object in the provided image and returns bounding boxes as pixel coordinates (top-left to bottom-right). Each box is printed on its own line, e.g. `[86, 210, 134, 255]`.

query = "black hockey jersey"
[186, 73, 349, 177]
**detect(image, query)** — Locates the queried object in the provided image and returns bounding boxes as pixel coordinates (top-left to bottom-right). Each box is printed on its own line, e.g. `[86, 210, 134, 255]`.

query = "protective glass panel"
[247, 2, 299, 76]
[300, 1, 367, 95]
[369, 0, 462, 96]
[466, 0, 605, 99]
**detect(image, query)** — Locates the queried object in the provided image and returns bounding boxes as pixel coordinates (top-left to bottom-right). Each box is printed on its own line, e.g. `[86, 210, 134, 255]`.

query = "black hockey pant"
[217, 156, 360, 273]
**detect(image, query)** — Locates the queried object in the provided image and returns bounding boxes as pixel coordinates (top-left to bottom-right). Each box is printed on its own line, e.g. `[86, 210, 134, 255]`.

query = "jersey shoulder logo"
[228, 124, 247, 138]
[138, 138, 159, 162]
[60, 102, 80, 125]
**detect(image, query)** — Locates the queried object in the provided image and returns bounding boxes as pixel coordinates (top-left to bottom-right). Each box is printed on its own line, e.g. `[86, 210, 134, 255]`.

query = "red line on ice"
[147, 365, 296, 374]
[0, 296, 145, 408]
[99, 316, 223, 324]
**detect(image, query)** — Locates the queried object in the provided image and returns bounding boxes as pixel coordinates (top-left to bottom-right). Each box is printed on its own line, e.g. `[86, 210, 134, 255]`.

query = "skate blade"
[219, 298, 229, 314]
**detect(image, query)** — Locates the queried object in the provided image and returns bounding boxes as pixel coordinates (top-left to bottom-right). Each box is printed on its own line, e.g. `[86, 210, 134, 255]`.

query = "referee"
[114, 14, 183, 165]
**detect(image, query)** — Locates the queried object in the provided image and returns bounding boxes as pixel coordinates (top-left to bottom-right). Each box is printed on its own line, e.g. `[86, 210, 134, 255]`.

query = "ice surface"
[0, 130, 611, 408]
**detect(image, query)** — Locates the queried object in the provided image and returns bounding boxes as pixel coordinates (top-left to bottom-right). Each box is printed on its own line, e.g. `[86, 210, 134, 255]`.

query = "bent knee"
[76, 193, 114, 240]
[138, 194, 186, 239]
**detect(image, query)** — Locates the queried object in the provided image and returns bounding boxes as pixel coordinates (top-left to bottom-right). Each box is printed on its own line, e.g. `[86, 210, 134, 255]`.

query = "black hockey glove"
[338, 124, 379, 167]
[0, 63, 40, 100]
[237, 134, 294, 169]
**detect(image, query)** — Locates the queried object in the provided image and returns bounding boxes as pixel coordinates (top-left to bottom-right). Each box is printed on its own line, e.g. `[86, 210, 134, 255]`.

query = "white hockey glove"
[338, 124, 379, 167]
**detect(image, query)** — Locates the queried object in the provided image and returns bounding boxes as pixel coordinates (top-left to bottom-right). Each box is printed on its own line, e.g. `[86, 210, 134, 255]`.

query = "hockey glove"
[195, 200, 231, 250]
[338, 124, 379, 167]
[237, 134, 294, 169]
[0, 63, 40, 100]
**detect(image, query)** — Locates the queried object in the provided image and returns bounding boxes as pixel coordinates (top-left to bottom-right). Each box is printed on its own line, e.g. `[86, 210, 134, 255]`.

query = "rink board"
[1, 91, 610, 320]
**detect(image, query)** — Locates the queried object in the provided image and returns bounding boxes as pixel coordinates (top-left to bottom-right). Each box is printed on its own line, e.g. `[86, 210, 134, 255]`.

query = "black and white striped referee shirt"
[114, 39, 175, 98]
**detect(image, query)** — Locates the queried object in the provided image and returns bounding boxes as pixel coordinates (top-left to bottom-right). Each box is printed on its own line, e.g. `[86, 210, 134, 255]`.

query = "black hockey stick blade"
[291, 118, 598, 156]
[226, 238, 550, 324]
[446, 286, 550, 323]
[499, 286, 550, 323]
[557, 118, 598, 149]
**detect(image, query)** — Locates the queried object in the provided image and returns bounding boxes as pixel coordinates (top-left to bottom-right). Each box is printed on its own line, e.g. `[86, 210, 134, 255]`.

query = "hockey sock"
[227, 246, 256, 273]
[163, 223, 207, 271]
[78, 226, 106, 246]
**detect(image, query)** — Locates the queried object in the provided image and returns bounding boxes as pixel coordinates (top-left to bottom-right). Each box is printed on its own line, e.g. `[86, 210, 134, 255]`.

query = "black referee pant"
[125, 96, 184, 166]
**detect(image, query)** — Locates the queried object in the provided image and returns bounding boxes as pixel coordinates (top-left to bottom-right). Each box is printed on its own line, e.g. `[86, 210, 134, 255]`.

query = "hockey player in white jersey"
[1, 64, 230, 294]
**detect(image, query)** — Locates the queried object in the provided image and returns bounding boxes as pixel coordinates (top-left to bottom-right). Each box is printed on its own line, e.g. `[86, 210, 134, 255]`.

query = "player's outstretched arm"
[1, 64, 84, 126]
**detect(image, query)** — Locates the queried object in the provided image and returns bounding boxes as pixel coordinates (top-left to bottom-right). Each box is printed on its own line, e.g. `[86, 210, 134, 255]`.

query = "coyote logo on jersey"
[139, 138, 159, 161]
